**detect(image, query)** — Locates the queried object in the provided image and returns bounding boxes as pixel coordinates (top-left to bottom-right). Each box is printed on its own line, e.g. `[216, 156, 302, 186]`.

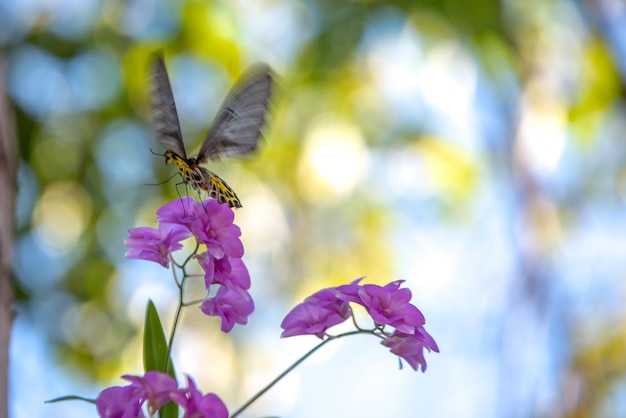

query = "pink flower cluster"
[96, 371, 227, 418]
[280, 278, 439, 371]
[124, 197, 253, 332]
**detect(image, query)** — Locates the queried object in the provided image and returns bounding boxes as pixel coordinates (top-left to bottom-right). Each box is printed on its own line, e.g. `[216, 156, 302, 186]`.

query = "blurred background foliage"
[4, 0, 626, 417]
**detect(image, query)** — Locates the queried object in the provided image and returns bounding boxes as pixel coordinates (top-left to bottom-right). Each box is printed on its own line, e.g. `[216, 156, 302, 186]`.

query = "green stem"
[350, 312, 363, 330]
[162, 242, 198, 373]
[182, 242, 200, 267]
[163, 267, 188, 373]
[229, 330, 366, 418]
[181, 298, 205, 307]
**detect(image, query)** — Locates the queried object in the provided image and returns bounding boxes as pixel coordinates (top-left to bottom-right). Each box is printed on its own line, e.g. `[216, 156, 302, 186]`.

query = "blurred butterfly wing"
[150, 54, 187, 159]
[196, 64, 273, 163]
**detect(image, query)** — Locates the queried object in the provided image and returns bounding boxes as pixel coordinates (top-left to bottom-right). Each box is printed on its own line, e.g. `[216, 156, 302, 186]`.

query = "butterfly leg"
[173, 180, 191, 216]
[197, 189, 208, 213]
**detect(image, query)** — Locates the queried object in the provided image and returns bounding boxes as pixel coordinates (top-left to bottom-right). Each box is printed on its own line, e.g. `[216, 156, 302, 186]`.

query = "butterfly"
[150, 54, 273, 208]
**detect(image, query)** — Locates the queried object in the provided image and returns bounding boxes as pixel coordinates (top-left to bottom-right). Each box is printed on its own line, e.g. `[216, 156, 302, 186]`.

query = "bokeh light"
[5, 0, 626, 417]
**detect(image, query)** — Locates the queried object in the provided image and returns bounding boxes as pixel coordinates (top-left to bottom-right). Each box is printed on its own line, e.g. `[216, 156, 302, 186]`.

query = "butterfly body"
[164, 150, 242, 208]
[151, 54, 273, 208]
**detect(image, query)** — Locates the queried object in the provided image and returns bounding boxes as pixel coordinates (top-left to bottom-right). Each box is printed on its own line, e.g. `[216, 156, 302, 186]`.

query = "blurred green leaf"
[159, 400, 179, 418]
[143, 300, 178, 418]
[143, 300, 175, 375]
[44, 395, 95, 404]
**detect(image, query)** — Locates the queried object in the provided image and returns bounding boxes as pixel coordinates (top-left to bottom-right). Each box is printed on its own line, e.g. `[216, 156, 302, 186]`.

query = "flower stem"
[163, 243, 197, 373]
[229, 330, 365, 418]
[164, 274, 186, 373]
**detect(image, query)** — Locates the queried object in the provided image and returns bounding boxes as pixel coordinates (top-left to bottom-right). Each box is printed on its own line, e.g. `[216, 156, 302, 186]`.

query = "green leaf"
[44, 395, 96, 404]
[159, 400, 179, 418]
[143, 300, 178, 418]
[143, 300, 176, 376]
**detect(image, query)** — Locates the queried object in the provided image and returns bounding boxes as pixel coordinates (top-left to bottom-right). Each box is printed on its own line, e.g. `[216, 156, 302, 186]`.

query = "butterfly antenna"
[144, 171, 178, 186]
[149, 148, 164, 156]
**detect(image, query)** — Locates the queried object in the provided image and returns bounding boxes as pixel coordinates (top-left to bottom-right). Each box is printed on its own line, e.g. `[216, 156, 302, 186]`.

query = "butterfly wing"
[198, 167, 243, 208]
[196, 64, 273, 163]
[150, 54, 187, 159]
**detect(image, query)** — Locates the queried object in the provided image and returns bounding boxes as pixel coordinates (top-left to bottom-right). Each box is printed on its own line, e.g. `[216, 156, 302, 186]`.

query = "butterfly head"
[163, 150, 195, 176]
[163, 150, 177, 164]
[163, 150, 196, 184]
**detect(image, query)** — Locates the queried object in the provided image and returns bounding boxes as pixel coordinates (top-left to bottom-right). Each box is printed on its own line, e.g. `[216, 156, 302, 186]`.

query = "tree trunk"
[0, 50, 17, 418]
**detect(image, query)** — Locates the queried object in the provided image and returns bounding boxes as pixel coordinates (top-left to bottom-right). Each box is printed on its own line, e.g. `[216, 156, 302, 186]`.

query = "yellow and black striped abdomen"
[164, 150, 242, 208]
